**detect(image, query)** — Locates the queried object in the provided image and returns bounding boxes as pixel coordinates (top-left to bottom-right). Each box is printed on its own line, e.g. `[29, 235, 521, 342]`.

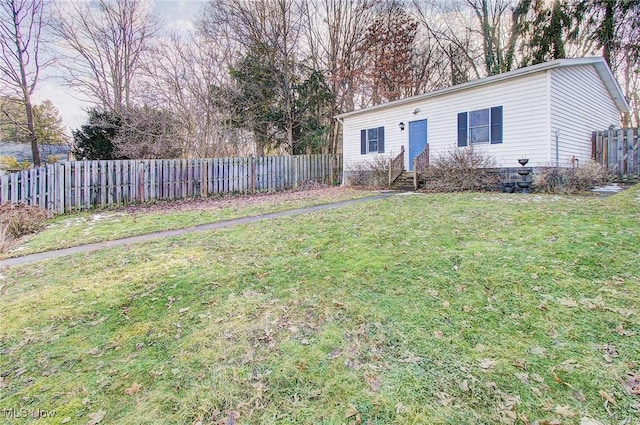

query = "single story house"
[336, 57, 630, 184]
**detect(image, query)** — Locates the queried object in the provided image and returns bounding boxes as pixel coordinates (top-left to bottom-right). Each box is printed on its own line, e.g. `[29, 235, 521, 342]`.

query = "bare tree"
[112, 106, 183, 159]
[413, 0, 532, 80]
[52, 0, 155, 112]
[361, 2, 419, 104]
[141, 31, 251, 157]
[300, 0, 380, 153]
[0, 0, 50, 166]
[413, 0, 484, 83]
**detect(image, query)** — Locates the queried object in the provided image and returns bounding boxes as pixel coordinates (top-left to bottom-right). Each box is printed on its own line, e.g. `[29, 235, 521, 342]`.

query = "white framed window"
[360, 126, 385, 154]
[458, 106, 503, 146]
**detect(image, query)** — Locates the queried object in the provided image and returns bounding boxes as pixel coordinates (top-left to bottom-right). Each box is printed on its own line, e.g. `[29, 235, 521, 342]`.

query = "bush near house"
[345, 156, 390, 187]
[418, 146, 499, 192]
[534, 161, 610, 194]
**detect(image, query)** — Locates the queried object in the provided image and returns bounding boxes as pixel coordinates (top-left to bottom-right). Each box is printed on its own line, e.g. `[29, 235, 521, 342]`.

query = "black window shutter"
[377, 126, 385, 153]
[457, 112, 468, 147]
[491, 106, 503, 144]
[360, 129, 366, 154]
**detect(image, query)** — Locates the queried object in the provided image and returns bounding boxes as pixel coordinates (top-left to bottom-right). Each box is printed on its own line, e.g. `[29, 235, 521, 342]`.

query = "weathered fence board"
[0, 154, 342, 214]
[592, 128, 640, 178]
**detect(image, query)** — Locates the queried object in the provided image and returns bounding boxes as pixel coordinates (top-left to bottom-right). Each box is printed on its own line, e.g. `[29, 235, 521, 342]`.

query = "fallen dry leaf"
[124, 382, 142, 395]
[614, 308, 634, 318]
[514, 372, 529, 385]
[86, 410, 106, 425]
[529, 346, 546, 357]
[226, 410, 239, 425]
[553, 372, 564, 384]
[571, 390, 586, 401]
[459, 379, 470, 392]
[366, 375, 381, 392]
[475, 343, 487, 352]
[345, 404, 362, 424]
[513, 359, 527, 370]
[624, 373, 640, 395]
[578, 296, 604, 309]
[531, 373, 545, 383]
[558, 298, 578, 308]
[497, 394, 519, 425]
[557, 359, 579, 372]
[599, 390, 617, 405]
[612, 324, 636, 337]
[554, 405, 576, 417]
[435, 392, 452, 406]
[479, 358, 497, 370]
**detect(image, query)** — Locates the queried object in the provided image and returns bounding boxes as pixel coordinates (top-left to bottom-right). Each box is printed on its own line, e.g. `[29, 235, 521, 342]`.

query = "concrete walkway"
[0, 192, 397, 268]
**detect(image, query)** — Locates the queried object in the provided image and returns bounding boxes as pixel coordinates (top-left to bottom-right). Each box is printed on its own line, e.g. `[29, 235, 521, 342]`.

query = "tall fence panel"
[0, 154, 343, 214]
[592, 128, 640, 178]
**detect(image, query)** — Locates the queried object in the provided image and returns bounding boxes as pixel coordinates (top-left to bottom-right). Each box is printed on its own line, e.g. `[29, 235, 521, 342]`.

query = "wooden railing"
[592, 128, 640, 178]
[413, 145, 430, 189]
[388, 146, 405, 185]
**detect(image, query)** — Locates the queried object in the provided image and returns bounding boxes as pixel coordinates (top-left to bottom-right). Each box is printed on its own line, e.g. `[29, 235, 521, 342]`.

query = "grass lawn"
[1, 187, 639, 424]
[1, 187, 372, 258]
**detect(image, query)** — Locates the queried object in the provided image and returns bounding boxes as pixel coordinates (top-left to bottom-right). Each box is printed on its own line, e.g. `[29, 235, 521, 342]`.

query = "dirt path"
[0, 192, 396, 268]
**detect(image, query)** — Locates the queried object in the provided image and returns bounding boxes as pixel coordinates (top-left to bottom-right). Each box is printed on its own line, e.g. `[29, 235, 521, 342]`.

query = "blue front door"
[409, 120, 427, 171]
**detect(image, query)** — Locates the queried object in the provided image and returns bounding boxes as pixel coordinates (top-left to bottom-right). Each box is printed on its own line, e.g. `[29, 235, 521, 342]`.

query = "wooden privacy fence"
[0, 154, 342, 214]
[592, 128, 640, 178]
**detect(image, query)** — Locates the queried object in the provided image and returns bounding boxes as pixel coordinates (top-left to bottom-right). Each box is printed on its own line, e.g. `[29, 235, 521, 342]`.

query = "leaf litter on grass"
[2, 188, 640, 423]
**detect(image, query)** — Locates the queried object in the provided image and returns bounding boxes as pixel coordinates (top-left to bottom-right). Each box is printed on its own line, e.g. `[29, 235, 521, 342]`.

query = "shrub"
[0, 155, 30, 170]
[345, 156, 390, 187]
[0, 203, 49, 252]
[418, 145, 499, 192]
[534, 161, 610, 194]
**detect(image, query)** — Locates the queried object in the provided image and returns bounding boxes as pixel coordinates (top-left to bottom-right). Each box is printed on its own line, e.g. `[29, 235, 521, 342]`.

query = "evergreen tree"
[33, 100, 67, 145]
[72, 108, 123, 160]
[1, 97, 67, 145]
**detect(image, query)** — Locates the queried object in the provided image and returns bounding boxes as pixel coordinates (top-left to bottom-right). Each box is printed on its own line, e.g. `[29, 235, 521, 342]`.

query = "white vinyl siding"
[550, 65, 621, 166]
[342, 71, 550, 172]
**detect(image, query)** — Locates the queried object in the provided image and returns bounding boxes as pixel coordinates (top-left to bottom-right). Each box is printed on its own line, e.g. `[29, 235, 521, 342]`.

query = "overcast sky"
[34, 0, 207, 135]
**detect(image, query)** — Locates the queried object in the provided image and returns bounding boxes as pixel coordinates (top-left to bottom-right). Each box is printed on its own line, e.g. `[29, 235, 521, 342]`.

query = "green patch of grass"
[1, 188, 639, 424]
[2, 188, 372, 258]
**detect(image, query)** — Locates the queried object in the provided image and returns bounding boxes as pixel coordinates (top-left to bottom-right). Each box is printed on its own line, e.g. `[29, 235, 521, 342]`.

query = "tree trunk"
[12, 2, 41, 166]
[23, 96, 40, 166]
